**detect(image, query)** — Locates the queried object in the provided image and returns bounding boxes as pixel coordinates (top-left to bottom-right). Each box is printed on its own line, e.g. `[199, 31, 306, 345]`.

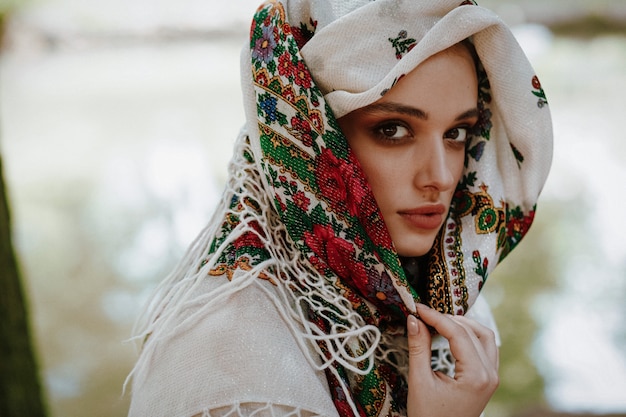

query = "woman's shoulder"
[128, 278, 338, 417]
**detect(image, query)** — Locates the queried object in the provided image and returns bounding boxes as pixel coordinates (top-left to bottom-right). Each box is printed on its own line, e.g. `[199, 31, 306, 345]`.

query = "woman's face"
[338, 45, 478, 257]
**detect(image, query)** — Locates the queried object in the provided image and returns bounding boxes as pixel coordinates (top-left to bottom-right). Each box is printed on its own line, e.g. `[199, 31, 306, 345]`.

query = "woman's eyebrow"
[455, 108, 479, 121]
[361, 102, 428, 119]
[361, 102, 479, 122]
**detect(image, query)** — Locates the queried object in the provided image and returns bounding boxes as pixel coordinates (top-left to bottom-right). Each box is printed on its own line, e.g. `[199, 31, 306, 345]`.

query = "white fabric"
[128, 274, 339, 417]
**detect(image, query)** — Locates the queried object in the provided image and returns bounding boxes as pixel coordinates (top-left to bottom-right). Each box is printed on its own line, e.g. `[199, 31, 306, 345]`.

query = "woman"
[127, 0, 553, 416]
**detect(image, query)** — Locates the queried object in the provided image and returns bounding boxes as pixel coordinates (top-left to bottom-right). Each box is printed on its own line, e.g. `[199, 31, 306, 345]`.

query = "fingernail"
[407, 315, 419, 336]
[415, 303, 430, 311]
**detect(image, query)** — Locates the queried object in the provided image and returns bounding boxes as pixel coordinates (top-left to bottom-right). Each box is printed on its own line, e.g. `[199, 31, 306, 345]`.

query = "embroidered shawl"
[130, 0, 553, 415]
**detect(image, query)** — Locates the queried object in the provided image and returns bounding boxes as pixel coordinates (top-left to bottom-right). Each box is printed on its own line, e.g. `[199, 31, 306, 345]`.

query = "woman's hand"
[406, 303, 499, 417]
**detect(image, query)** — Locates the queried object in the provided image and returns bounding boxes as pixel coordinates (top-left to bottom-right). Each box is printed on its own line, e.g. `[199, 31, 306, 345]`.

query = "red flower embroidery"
[532, 75, 541, 90]
[282, 85, 296, 103]
[343, 181, 362, 215]
[304, 224, 350, 278]
[291, 19, 317, 49]
[342, 153, 370, 217]
[314, 148, 392, 249]
[308, 255, 330, 276]
[303, 224, 365, 283]
[315, 148, 365, 218]
[273, 25, 280, 43]
[256, 70, 269, 87]
[309, 111, 322, 130]
[234, 221, 265, 249]
[316, 148, 347, 205]
[507, 210, 534, 237]
[294, 61, 312, 89]
[293, 191, 311, 211]
[291, 28, 308, 50]
[278, 52, 294, 78]
[290, 116, 314, 147]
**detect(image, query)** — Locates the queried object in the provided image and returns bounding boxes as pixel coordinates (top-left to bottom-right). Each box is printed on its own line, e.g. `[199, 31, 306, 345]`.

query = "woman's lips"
[398, 204, 446, 230]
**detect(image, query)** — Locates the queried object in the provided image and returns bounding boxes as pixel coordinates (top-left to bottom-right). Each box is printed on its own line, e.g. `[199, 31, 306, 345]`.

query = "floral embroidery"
[455, 184, 536, 262]
[472, 250, 489, 282]
[465, 63, 492, 166]
[233, 221, 266, 250]
[288, 115, 316, 146]
[388, 30, 417, 60]
[367, 268, 403, 305]
[498, 204, 536, 261]
[209, 256, 275, 284]
[468, 140, 486, 162]
[454, 184, 506, 235]
[291, 18, 317, 49]
[294, 61, 313, 89]
[258, 94, 280, 123]
[252, 24, 277, 64]
[315, 148, 367, 218]
[277, 51, 295, 78]
[473, 64, 493, 141]
[532, 75, 548, 108]
[426, 231, 456, 314]
[292, 190, 311, 211]
[304, 224, 368, 285]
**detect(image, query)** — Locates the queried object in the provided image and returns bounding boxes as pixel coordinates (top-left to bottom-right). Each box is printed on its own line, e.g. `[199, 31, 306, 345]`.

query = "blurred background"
[0, 0, 625, 416]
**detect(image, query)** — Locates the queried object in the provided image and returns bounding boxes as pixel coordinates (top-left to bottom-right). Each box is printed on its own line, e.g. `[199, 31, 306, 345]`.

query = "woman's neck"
[399, 256, 430, 305]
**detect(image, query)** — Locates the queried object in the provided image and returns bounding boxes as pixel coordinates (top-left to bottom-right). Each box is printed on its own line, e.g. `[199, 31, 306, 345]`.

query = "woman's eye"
[445, 127, 468, 142]
[376, 123, 410, 140]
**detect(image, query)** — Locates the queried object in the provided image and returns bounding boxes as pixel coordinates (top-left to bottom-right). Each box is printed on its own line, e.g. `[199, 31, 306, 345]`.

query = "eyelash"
[373, 121, 411, 143]
[444, 126, 471, 143]
[372, 121, 473, 145]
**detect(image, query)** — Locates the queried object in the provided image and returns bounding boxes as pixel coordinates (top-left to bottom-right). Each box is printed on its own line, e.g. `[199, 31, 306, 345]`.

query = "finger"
[406, 315, 435, 380]
[450, 316, 499, 392]
[449, 316, 492, 373]
[451, 315, 499, 370]
[448, 316, 499, 391]
[416, 304, 499, 395]
[415, 304, 485, 368]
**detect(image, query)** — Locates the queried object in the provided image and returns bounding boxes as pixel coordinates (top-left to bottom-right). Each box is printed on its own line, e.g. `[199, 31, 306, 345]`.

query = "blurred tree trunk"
[0, 153, 48, 416]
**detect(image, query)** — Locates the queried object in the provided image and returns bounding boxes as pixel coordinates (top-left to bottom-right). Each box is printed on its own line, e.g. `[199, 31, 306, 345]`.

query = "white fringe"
[125, 130, 383, 399]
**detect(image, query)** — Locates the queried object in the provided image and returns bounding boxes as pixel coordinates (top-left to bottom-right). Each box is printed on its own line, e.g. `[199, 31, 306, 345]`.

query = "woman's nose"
[413, 140, 458, 191]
